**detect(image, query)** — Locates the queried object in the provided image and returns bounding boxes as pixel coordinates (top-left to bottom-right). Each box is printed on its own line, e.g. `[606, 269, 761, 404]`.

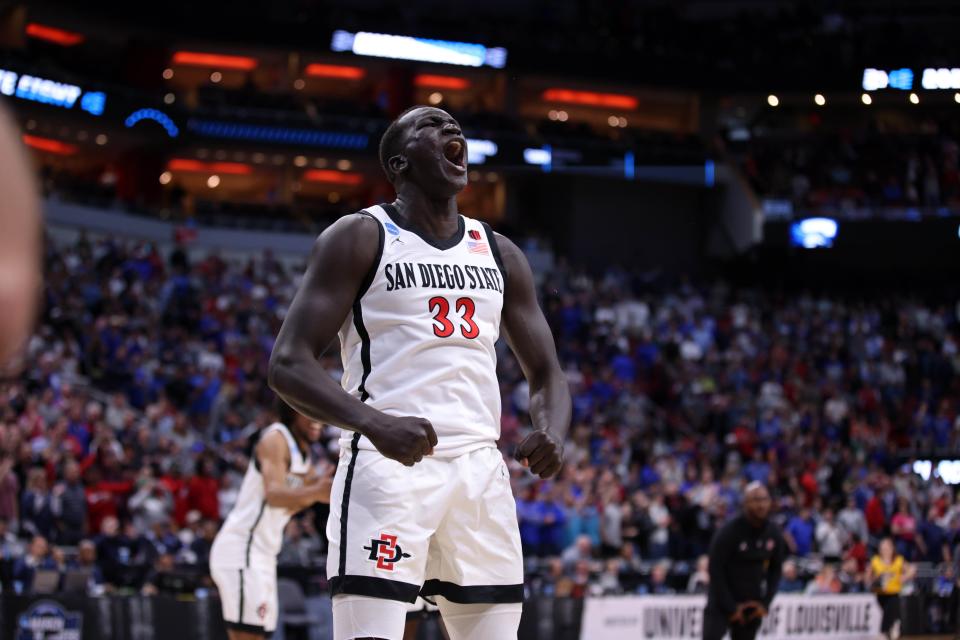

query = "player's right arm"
[0, 105, 41, 372]
[257, 431, 328, 510]
[268, 214, 437, 466]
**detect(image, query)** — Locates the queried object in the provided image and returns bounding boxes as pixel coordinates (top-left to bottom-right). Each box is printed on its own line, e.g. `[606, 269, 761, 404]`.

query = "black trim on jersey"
[352, 211, 381, 403]
[225, 621, 270, 638]
[406, 595, 440, 620]
[329, 574, 421, 603]
[381, 202, 465, 251]
[352, 300, 373, 401]
[337, 433, 361, 579]
[420, 579, 524, 604]
[481, 221, 508, 290]
[356, 210, 385, 301]
[244, 501, 267, 567]
[248, 428, 263, 472]
[238, 568, 245, 623]
[338, 209, 378, 583]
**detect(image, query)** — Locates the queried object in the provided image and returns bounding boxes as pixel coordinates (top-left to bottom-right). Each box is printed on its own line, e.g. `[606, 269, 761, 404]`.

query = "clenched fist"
[515, 430, 564, 478]
[367, 415, 438, 466]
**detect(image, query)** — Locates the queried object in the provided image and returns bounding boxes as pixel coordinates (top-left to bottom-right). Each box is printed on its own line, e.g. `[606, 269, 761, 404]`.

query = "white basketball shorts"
[326, 441, 523, 605]
[210, 559, 278, 634]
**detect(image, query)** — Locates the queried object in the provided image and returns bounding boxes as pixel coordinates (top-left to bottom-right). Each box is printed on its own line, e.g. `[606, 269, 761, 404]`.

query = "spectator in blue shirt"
[517, 486, 545, 556]
[778, 560, 806, 593]
[918, 507, 950, 564]
[784, 507, 816, 557]
[12, 535, 59, 594]
[561, 534, 595, 571]
[21, 468, 56, 540]
[540, 489, 568, 557]
[638, 561, 675, 595]
[563, 486, 602, 548]
[69, 540, 106, 594]
[744, 450, 771, 484]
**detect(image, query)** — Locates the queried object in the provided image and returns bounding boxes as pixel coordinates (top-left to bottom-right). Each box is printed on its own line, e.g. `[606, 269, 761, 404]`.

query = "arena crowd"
[1, 232, 958, 632]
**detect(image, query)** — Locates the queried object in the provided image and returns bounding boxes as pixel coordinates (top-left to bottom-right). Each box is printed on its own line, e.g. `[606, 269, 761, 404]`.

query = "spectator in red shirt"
[155, 459, 187, 523]
[844, 533, 869, 571]
[84, 466, 132, 536]
[186, 456, 220, 522]
[865, 494, 886, 536]
[890, 499, 919, 560]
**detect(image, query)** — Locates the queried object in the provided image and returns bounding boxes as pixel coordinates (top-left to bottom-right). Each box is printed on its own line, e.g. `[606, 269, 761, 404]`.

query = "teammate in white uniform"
[270, 106, 571, 640]
[210, 400, 331, 639]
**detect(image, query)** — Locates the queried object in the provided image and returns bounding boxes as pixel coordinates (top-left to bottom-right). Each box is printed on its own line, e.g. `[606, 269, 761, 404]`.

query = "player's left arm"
[258, 432, 329, 511]
[495, 232, 572, 479]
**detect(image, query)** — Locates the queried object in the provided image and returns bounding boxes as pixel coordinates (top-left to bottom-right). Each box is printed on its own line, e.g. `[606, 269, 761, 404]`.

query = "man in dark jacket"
[53, 460, 88, 545]
[703, 482, 786, 640]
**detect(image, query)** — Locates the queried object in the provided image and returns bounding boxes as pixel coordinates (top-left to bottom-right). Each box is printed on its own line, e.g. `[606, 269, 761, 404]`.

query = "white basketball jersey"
[211, 422, 312, 568]
[338, 204, 505, 457]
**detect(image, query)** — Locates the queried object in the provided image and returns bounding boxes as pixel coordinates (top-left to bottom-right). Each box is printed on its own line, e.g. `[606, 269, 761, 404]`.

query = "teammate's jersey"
[338, 203, 506, 457]
[210, 422, 312, 568]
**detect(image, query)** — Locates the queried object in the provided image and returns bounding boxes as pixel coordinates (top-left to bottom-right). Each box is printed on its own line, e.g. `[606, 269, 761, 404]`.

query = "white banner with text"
[580, 593, 881, 640]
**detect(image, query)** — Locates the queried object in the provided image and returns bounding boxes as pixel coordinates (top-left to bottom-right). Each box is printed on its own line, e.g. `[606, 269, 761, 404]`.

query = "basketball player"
[0, 104, 41, 372]
[210, 400, 332, 639]
[269, 106, 571, 639]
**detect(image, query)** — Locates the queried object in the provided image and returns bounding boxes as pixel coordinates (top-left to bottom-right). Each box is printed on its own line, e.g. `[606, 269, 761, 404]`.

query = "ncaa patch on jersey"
[385, 222, 401, 235]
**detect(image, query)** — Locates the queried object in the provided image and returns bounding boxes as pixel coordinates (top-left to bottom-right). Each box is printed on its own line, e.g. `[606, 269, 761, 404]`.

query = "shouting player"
[210, 400, 332, 639]
[269, 106, 571, 640]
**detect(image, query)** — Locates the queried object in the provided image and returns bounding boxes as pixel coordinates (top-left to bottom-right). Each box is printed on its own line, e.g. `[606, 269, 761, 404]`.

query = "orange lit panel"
[26, 23, 84, 46]
[304, 64, 366, 80]
[172, 52, 258, 71]
[209, 162, 253, 175]
[303, 170, 363, 185]
[168, 159, 253, 175]
[167, 158, 207, 172]
[22, 135, 77, 155]
[414, 74, 470, 90]
[542, 89, 638, 110]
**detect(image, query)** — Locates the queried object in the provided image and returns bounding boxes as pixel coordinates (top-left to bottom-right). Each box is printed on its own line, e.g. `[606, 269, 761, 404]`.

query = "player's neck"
[392, 189, 459, 241]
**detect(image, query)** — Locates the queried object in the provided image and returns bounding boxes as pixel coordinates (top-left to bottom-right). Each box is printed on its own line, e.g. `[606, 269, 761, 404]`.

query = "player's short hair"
[379, 105, 429, 184]
[273, 395, 297, 427]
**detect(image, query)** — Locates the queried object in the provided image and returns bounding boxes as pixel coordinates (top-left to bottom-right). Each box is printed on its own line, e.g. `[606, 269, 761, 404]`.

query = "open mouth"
[442, 139, 467, 171]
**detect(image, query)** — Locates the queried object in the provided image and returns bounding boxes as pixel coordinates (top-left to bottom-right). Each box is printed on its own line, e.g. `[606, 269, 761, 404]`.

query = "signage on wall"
[16, 600, 83, 640]
[0, 68, 105, 115]
[862, 66, 960, 91]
